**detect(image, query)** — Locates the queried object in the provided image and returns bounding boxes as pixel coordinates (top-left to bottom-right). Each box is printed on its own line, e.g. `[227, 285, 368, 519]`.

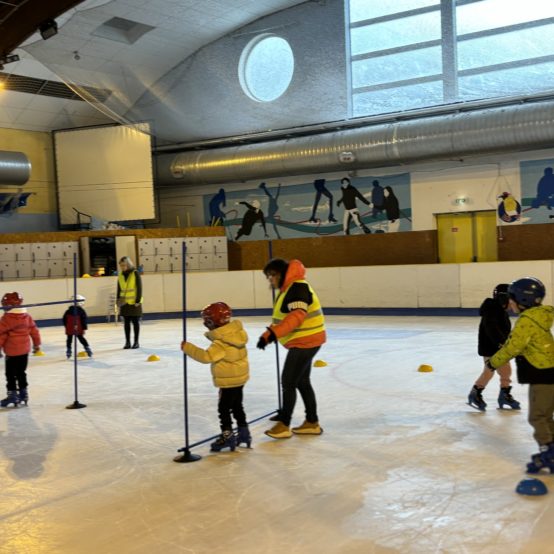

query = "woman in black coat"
[117, 257, 143, 349]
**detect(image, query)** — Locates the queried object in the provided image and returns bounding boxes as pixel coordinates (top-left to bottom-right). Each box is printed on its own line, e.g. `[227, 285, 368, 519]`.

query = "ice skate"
[498, 386, 521, 410]
[292, 420, 323, 435]
[527, 444, 554, 474]
[265, 421, 292, 439]
[66, 349, 71, 359]
[18, 388, 28, 406]
[236, 425, 252, 448]
[210, 430, 236, 452]
[467, 386, 486, 411]
[85, 346, 93, 357]
[0, 390, 20, 408]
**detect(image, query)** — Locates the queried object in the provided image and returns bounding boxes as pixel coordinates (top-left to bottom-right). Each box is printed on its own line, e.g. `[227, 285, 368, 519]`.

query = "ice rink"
[1, 315, 553, 554]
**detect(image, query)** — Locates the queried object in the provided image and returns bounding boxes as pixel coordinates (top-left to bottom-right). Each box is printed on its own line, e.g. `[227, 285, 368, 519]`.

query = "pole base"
[66, 401, 86, 410]
[173, 448, 202, 463]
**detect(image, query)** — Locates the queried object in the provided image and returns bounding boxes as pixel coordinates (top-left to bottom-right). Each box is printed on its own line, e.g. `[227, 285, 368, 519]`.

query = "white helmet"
[71, 294, 85, 304]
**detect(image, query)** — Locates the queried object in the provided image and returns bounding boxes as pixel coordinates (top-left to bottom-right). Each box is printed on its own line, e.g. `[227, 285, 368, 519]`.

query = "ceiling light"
[39, 19, 58, 40]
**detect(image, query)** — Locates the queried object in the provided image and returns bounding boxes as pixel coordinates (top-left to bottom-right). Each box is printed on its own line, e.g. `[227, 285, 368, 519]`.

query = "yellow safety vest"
[118, 271, 143, 305]
[272, 279, 325, 346]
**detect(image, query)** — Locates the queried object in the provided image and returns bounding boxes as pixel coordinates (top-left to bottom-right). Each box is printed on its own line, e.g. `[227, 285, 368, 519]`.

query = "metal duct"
[0, 151, 31, 186]
[162, 100, 554, 185]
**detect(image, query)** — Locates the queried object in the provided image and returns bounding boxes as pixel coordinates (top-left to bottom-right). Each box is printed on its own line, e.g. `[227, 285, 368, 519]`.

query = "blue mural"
[520, 159, 554, 224]
[203, 173, 411, 240]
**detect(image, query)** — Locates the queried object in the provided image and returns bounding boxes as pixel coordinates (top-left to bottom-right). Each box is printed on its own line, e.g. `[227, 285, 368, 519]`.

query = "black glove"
[256, 336, 268, 350]
[257, 328, 276, 350]
[485, 359, 495, 371]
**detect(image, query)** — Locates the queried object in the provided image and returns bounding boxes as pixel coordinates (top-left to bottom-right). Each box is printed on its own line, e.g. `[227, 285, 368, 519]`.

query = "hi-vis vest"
[118, 271, 143, 305]
[272, 279, 325, 346]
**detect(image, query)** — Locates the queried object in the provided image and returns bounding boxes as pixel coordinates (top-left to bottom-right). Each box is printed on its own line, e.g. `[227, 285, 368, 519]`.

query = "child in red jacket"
[0, 292, 41, 407]
[63, 295, 92, 358]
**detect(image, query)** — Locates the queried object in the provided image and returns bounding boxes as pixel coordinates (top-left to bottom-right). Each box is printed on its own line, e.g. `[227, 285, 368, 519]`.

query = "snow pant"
[218, 386, 247, 431]
[123, 316, 140, 344]
[528, 384, 554, 446]
[5, 354, 28, 392]
[343, 208, 366, 234]
[66, 335, 90, 350]
[475, 358, 512, 389]
[278, 346, 320, 426]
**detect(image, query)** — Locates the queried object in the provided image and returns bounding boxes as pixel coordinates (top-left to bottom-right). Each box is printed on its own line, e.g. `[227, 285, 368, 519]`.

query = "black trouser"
[218, 386, 247, 431]
[123, 316, 140, 344]
[279, 346, 320, 426]
[5, 354, 28, 391]
[66, 335, 90, 350]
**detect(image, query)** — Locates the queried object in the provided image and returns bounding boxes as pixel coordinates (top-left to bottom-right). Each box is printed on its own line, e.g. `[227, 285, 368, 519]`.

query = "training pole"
[174, 242, 201, 463]
[66, 252, 86, 409]
[268, 241, 282, 410]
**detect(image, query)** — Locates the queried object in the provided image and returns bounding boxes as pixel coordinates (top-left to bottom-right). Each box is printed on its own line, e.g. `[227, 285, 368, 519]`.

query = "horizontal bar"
[1, 299, 73, 310]
[177, 410, 277, 452]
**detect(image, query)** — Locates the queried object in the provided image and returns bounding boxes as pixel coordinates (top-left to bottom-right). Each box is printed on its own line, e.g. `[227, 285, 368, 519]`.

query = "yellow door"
[473, 211, 498, 262]
[437, 213, 474, 263]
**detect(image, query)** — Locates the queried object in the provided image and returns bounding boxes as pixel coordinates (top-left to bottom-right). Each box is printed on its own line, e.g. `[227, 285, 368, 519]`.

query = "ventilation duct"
[0, 151, 31, 186]
[161, 100, 554, 185]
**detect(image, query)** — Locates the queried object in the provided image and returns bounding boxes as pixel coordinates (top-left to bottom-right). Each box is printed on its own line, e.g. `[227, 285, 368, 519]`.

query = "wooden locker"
[14, 244, 32, 261]
[0, 244, 15, 262]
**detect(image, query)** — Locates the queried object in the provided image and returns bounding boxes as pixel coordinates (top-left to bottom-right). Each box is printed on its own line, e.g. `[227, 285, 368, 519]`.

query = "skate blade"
[497, 406, 521, 411]
[466, 402, 486, 412]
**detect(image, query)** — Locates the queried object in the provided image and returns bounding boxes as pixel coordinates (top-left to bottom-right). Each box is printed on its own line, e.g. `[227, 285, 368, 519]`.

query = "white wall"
[12, 260, 554, 322]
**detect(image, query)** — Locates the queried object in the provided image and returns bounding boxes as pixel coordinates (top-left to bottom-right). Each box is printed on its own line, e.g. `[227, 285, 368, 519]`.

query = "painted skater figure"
[467, 284, 520, 411]
[531, 168, 554, 210]
[371, 180, 385, 218]
[383, 186, 401, 233]
[337, 177, 371, 235]
[209, 188, 227, 225]
[235, 200, 269, 240]
[182, 302, 250, 452]
[486, 278, 554, 473]
[309, 179, 337, 223]
[259, 182, 282, 239]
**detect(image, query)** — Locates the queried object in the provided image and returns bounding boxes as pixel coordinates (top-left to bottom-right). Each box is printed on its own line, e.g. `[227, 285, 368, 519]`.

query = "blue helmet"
[516, 478, 548, 496]
[508, 277, 545, 308]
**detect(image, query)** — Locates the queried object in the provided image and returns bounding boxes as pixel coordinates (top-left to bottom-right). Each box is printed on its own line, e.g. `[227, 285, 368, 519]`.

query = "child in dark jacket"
[467, 284, 520, 411]
[63, 295, 92, 358]
[0, 292, 41, 407]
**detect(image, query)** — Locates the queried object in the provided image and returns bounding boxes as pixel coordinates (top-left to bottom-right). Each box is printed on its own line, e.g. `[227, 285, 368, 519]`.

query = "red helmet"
[201, 302, 232, 330]
[2, 292, 23, 308]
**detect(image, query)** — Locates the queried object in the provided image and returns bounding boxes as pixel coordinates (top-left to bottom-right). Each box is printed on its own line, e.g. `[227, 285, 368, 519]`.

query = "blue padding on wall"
[34, 307, 479, 327]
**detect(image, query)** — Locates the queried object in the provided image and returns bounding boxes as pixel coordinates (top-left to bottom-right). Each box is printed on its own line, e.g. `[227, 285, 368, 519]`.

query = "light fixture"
[39, 19, 58, 40]
[0, 53, 19, 71]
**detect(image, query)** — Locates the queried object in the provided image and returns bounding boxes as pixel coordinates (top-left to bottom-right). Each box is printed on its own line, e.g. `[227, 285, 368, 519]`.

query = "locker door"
[141, 256, 155, 273]
[184, 237, 199, 254]
[169, 238, 185, 256]
[64, 259, 77, 277]
[170, 255, 181, 272]
[155, 256, 171, 272]
[48, 260, 65, 277]
[0, 262, 16, 280]
[198, 237, 213, 254]
[198, 253, 213, 270]
[213, 253, 228, 270]
[31, 243, 48, 261]
[436, 213, 473, 263]
[212, 237, 227, 253]
[185, 254, 199, 271]
[14, 244, 32, 261]
[154, 239, 170, 256]
[33, 260, 49, 278]
[138, 239, 155, 257]
[473, 211, 498, 262]
[47, 242, 63, 260]
[0, 244, 15, 262]
[16, 261, 32, 279]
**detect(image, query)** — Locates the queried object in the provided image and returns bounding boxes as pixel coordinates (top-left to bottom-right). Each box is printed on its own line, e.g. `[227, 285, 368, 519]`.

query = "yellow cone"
[33, 350, 45, 357]
[82, 273, 91, 278]
[147, 354, 160, 362]
[314, 359, 327, 367]
[418, 364, 433, 373]
[77, 351, 88, 358]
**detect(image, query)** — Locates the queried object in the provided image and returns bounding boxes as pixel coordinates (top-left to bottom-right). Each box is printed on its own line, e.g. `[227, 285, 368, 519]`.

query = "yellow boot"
[292, 421, 323, 435]
[265, 421, 292, 439]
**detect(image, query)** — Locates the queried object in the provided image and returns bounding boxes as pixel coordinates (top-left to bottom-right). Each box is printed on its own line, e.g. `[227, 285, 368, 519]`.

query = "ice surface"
[0, 316, 553, 553]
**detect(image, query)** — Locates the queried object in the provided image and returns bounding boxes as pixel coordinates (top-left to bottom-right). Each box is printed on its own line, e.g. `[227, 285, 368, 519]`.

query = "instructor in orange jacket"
[257, 258, 326, 439]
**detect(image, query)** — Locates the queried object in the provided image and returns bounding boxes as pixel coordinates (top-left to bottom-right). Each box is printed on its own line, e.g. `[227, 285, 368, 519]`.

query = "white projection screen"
[54, 123, 155, 225]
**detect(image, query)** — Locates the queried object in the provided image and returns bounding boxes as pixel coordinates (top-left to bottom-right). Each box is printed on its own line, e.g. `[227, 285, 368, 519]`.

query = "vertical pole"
[441, 0, 458, 102]
[174, 241, 201, 463]
[268, 241, 282, 410]
[66, 252, 86, 409]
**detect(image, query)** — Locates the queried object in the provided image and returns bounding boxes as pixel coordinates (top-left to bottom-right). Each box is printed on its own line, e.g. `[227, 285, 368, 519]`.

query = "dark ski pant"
[123, 316, 140, 344]
[5, 354, 28, 392]
[279, 346, 320, 426]
[66, 335, 90, 350]
[218, 386, 247, 431]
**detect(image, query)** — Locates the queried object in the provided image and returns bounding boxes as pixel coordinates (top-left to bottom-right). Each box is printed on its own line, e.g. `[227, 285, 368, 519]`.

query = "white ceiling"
[0, 0, 307, 133]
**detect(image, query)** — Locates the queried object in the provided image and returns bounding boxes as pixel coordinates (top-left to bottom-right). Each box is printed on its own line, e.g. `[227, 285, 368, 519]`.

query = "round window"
[239, 34, 294, 102]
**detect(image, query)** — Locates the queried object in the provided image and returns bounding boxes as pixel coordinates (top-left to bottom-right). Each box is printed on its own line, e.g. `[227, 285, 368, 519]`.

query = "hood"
[281, 259, 306, 290]
[4, 308, 27, 315]
[205, 319, 248, 347]
[479, 297, 505, 316]
[520, 305, 554, 331]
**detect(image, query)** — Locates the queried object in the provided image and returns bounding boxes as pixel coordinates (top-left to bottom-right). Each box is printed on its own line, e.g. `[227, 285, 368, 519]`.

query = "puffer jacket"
[183, 319, 249, 388]
[478, 297, 511, 357]
[0, 308, 41, 356]
[489, 305, 554, 383]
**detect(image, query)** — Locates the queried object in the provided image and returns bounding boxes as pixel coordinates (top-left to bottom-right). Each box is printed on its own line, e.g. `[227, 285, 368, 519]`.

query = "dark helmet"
[201, 302, 232, 330]
[263, 258, 289, 288]
[508, 277, 545, 308]
[493, 283, 510, 305]
[1, 292, 23, 308]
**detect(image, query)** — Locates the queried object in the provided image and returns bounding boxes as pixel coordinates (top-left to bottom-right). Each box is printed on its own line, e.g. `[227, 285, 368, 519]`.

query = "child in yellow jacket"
[487, 277, 554, 473]
[182, 302, 250, 452]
